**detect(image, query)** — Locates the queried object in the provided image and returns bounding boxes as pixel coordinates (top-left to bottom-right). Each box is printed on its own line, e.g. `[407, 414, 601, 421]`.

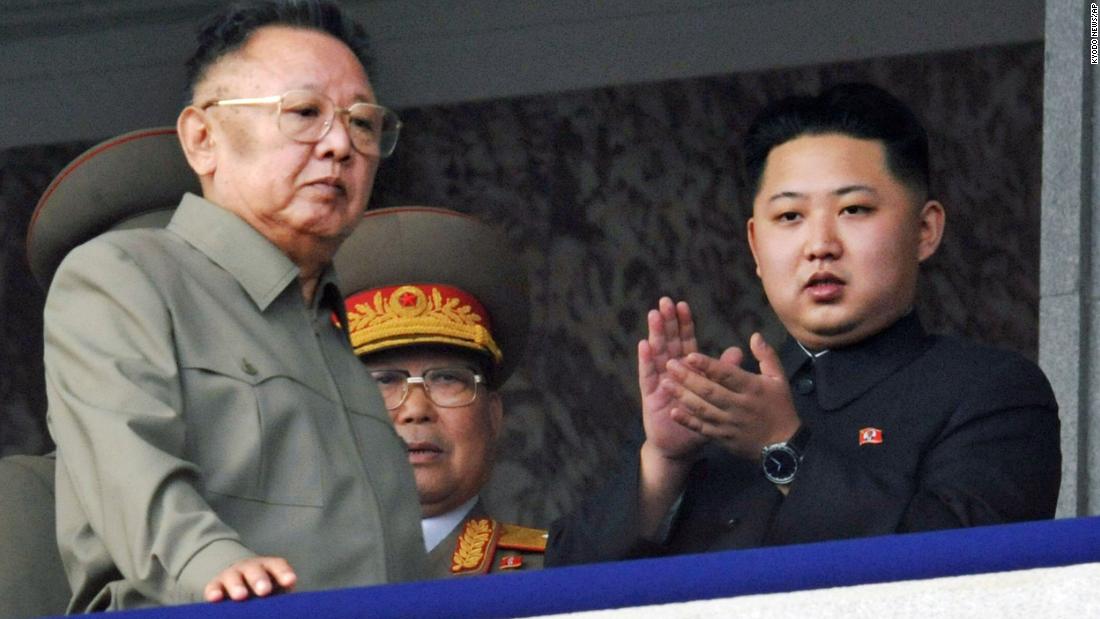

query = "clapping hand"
[663, 332, 801, 461]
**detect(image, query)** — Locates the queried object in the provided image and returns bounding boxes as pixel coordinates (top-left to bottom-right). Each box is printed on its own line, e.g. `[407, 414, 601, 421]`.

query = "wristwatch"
[760, 425, 812, 485]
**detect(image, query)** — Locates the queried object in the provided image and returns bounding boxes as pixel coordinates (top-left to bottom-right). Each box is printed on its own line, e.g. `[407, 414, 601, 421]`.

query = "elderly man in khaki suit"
[334, 207, 547, 578]
[31, 0, 425, 611]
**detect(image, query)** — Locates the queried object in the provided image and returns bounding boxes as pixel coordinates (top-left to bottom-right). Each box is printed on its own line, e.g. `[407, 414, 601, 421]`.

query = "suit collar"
[780, 311, 932, 411]
[168, 193, 301, 311]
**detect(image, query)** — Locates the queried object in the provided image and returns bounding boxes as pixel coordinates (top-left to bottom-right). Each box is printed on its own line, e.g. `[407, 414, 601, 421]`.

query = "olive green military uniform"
[427, 501, 546, 578]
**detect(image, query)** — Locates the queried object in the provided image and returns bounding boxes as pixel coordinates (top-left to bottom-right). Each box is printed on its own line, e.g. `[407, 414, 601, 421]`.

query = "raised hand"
[665, 332, 801, 460]
[638, 297, 709, 462]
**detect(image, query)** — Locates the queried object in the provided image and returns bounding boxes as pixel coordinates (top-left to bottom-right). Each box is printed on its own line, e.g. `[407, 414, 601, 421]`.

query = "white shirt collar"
[796, 340, 829, 359]
[421, 496, 478, 552]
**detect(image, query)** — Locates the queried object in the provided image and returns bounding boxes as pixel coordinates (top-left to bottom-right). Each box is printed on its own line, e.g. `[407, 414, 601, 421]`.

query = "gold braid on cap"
[345, 284, 502, 364]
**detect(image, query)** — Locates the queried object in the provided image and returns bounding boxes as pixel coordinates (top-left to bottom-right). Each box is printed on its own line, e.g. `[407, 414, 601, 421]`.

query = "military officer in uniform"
[334, 206, 547, 577]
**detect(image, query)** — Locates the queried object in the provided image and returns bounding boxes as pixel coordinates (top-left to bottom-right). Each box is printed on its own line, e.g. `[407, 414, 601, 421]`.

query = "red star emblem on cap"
[399, 291, 417, 307]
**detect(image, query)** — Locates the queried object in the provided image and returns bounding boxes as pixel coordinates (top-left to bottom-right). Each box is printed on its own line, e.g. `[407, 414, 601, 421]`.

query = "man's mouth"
[404, 441, 444, 463]
[804, 272, 845, 301]
[306, 177, 346, 196]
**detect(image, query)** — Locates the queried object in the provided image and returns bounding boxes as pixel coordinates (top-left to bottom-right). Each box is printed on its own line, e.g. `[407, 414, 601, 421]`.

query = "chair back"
[0, 454, 71, 619]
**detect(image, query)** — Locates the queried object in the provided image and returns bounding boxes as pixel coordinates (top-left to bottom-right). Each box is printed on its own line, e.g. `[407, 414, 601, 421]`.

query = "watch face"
[762, 445, 799, 484]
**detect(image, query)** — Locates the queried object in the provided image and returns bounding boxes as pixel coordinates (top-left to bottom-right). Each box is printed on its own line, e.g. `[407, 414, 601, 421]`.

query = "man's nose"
[315, 112, 354, 161]
[804, 215, 842, 261]
[393, 383, 438, 424]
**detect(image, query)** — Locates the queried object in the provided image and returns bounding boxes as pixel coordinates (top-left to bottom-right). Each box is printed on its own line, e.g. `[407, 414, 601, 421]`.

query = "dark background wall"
[0, 41, 1043, 527]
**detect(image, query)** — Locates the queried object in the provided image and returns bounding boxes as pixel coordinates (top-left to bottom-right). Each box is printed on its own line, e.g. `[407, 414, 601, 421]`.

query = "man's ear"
[916, 199, 946, 263]
[747, 217, 762, 278]
[177, 106, 217, 177]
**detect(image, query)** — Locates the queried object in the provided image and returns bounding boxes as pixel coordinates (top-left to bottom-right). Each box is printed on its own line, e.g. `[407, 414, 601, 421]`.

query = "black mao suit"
[546, 312, 1061, 564]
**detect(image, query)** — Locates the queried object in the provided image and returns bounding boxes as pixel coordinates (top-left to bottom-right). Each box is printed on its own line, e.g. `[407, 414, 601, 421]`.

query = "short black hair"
[184, 0, 373, 102]
[743, 82, 931, 203]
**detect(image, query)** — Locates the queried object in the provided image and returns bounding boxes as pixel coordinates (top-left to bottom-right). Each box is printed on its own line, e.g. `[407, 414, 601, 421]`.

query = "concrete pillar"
[1041, 0, 1099, 517]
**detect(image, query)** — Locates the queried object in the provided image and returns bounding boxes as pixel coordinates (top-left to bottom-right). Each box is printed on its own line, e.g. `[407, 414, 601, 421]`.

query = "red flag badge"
[499, 555, 523, 570]
[859, 427, 883, 445]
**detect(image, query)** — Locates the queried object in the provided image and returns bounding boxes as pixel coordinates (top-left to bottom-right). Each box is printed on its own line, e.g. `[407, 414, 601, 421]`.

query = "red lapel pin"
[859, 427, 883, 445]
[499, 555, 523, 570]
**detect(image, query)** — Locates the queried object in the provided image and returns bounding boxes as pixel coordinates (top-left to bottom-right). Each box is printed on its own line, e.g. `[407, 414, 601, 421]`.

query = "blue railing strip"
[102, 515, 1100, 619]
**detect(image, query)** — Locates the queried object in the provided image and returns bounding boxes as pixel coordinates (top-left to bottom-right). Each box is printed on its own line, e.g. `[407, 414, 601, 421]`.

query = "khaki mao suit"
[45, 194, 426, 611]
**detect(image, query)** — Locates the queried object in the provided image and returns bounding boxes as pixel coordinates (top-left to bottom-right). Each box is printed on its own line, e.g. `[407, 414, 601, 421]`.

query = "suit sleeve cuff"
[175, 539, 257, 603]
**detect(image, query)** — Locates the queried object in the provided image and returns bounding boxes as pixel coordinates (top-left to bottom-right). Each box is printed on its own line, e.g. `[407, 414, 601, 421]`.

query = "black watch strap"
[785, 424, 812, 459]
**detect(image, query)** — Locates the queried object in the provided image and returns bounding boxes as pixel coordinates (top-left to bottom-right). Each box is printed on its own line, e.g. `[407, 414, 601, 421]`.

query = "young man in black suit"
[547, 83, 1061, 563]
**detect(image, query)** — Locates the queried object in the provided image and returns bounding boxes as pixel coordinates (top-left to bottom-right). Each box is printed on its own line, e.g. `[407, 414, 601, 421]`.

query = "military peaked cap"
[26, 127, 198, 290]
[334, 207, 529, 385]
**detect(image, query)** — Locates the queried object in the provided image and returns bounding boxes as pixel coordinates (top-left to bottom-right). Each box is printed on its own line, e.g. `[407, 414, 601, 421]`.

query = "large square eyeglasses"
[368, 367, 485, 410]
[202, 89, 401, 158]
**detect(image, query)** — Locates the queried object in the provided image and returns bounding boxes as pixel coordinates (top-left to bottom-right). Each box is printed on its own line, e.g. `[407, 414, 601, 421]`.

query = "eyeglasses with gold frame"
[202, 89, 402, 157]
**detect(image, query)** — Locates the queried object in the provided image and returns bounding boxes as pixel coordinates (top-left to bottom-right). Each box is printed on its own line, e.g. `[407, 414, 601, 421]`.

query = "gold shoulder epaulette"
[450, 518, 498, 575]
[497, 522, 548, 552]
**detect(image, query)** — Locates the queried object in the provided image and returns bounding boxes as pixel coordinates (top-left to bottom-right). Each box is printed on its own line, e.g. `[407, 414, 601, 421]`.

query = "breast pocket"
[181, 359, 326, 507]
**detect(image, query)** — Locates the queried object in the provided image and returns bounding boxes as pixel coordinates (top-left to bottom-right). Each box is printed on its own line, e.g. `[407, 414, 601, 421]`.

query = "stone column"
[1041, 0, 1099, 517]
